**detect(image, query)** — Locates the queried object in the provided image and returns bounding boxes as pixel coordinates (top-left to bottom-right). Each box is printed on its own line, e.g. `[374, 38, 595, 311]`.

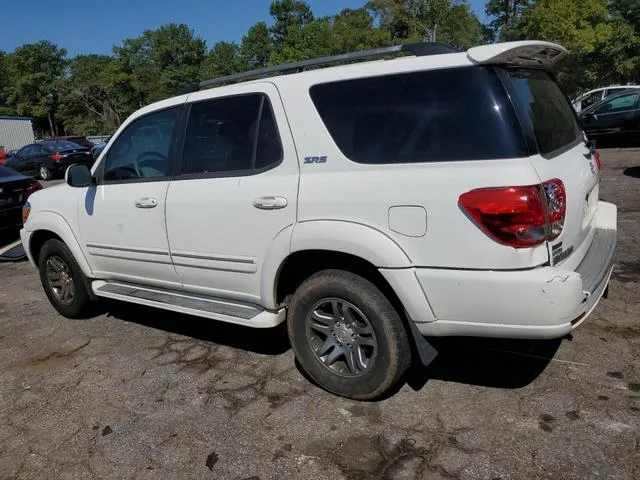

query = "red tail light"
[593, 149, 601, 171]
[24, 180, 43, 200]
[459, 179, 566, 248]
[543, 179, 566, 241]
[49, 153, 64, 161]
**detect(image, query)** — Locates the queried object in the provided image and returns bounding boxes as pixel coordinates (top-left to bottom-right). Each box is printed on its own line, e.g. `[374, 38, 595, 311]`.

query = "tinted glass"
[255, 100, 283, 169]
[0, 165, 20, 177]
[104, 107, 178, 181]
[505, 69, 582, 156]
[309, 67, 526, 164]
[596, 93, 639, 114]
[17, 145, 34, 156]
[42, 141, 83, 152]
[182, 94, 281, 174]
[581, 91, 601, 110]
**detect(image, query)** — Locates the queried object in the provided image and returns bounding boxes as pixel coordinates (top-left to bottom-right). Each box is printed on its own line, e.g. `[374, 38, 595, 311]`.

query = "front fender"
[24, 210, 94, 278]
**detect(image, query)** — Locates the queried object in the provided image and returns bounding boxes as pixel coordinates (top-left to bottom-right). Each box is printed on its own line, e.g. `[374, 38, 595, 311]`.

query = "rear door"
[501, 68, 599, 267]
[165, 84, 298, 303]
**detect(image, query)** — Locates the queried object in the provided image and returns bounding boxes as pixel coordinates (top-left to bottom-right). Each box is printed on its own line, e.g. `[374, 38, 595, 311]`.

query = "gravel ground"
[0, 149, 639, 480]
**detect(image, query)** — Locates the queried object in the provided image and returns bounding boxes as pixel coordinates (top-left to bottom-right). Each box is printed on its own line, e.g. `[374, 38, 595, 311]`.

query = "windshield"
[42, 140, 84, 152]
[504, 69, 582, 157]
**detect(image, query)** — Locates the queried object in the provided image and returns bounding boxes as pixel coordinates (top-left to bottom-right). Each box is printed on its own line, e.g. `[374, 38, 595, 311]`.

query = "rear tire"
[38, 164, 52, 181]
[287, 269, 411, 400]
[38, 239, 95, 318]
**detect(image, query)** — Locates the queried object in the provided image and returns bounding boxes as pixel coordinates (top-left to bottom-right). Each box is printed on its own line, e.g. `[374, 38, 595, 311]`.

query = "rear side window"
[504, 69, 582, 157]
[309, 66, 527, 164]
[181, 94, 282, 175]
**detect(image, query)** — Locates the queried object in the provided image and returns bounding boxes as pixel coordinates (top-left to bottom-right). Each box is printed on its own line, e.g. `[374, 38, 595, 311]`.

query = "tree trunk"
[47, 113, 56, 136]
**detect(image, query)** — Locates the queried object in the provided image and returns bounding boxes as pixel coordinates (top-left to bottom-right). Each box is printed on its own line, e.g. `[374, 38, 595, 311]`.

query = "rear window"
[504, 69, 582, 157]
[42, 141, 83, 152]
[309, 66, 527, 164]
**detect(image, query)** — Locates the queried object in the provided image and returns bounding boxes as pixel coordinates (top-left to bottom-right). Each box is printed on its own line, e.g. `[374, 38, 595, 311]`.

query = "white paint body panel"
[165, 82, 298, 303]
[20, 41, 618, 339]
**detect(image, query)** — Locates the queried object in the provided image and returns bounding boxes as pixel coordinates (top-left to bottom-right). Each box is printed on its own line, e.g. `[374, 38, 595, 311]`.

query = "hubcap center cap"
[334, 324, 354, 345]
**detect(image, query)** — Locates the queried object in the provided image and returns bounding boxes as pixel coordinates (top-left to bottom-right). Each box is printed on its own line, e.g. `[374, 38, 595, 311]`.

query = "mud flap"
[407, 319, 438, 367]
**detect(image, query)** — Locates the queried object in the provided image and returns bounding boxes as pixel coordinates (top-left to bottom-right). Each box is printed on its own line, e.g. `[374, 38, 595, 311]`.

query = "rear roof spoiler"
[467, 41, 567, 67]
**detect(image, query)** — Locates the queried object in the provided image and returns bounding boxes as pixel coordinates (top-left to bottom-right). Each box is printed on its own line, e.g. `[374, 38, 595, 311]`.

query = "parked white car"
[20, 40, 617, 400]
[572, 85, 640, 113]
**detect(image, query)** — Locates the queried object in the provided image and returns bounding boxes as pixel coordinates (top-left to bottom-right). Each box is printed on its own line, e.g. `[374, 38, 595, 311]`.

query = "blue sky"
[0, 0, 487, 57]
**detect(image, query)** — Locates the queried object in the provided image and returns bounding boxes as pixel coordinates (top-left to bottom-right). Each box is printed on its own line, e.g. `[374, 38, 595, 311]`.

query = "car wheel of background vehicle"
[38, 239, 95, 319]
[38, 164, 51, 181]
[287, 269, 411, 400]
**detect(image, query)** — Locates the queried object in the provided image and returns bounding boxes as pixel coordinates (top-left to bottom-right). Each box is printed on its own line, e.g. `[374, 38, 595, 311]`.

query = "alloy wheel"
[305, 298, 378, 378]
[46, 255, 75, 305]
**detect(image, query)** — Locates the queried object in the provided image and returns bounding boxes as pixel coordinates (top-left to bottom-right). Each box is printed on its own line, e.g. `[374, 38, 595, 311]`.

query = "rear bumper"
[382, 201, 617, 340]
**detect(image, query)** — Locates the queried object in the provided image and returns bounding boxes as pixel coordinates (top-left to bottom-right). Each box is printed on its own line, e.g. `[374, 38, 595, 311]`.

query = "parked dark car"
[90, 136, 111, 158]
[580, 90, 640, 147]
[43, 135, 94, 150]
[0, 165, 42, 234]
[4, 140, 94, 181]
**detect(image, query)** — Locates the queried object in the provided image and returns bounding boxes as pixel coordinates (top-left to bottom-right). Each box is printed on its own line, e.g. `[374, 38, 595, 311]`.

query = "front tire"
[287, 270, 411, 400]
[38, 239, 95, 318]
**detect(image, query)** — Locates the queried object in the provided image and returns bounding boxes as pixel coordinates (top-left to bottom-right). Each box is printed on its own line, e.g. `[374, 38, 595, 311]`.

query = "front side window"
[103, 107, 178, 182]
[596, 93, 639, 114]
[182, 94, 282, 175]
[309, 66, 527, 164]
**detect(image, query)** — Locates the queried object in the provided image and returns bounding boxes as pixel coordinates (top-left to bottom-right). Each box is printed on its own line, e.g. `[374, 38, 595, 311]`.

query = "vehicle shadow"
[102, 300, 562, 391]
[406, 336, 562, 390]
[103, 300, 291, 356]
[623, 166, 640, 179]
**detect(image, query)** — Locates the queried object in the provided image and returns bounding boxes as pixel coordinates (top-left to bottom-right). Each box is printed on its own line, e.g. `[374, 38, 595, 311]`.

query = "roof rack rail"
[178, 42, 459, 94]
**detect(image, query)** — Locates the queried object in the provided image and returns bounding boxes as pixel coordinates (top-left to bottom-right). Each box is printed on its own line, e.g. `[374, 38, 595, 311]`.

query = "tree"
[269, 0, 315, 45]
[202, 42, 249, 78]
[517, 0, 639, 96]
[0, 51, 12, 116]
[367, 0, 484, 46]
[485, 0, 531, 41]
[331, 8, 392, 53]
[242, 22, 273, 68]
[114, 24, 206, 107]
[58, 55, 124, 134]
[4, 41, 67, 135]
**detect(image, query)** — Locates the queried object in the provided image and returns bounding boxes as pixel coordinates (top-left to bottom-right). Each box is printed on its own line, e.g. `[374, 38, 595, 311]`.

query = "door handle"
[253, 196, 288, 210]
[134, 197, 158, 209]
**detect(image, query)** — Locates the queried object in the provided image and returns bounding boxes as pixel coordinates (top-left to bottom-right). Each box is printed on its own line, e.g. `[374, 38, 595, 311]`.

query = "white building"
[0, 116, 35, 152]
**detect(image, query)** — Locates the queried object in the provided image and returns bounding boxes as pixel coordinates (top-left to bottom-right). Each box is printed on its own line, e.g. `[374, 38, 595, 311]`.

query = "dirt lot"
[0, 149, 639, 480]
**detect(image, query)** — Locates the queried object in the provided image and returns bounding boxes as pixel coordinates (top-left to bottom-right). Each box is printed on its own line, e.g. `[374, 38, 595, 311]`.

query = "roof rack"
[179, 42, 459, 94]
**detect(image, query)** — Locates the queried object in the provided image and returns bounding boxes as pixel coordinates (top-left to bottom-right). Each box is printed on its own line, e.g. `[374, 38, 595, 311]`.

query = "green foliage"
[113, 23, 206, 108]
[366, 0, 484, 48]
[269, 0, 315, 45]
[242, 22, 273, 68]
[3, 41, 67, 134]
[202, 42, 249, 78]
[1, 1, 638, 136]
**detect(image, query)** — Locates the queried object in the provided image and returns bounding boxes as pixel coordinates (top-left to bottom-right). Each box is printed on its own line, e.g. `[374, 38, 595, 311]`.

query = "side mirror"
[66, 164, 94, 188]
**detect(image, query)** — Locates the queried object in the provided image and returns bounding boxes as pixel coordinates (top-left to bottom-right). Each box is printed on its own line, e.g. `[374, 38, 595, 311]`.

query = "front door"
[77, 106, 183, 289]
[165, 84, 298, 304]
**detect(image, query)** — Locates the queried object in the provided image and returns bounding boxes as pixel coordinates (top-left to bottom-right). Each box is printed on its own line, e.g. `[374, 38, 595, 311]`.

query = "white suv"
[20, 41, 617, 400]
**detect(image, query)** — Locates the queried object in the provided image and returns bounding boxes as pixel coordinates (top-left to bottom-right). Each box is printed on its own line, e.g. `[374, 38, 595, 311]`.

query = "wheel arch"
[260, 220, 412, 309]
[26, 211, 93, 278]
